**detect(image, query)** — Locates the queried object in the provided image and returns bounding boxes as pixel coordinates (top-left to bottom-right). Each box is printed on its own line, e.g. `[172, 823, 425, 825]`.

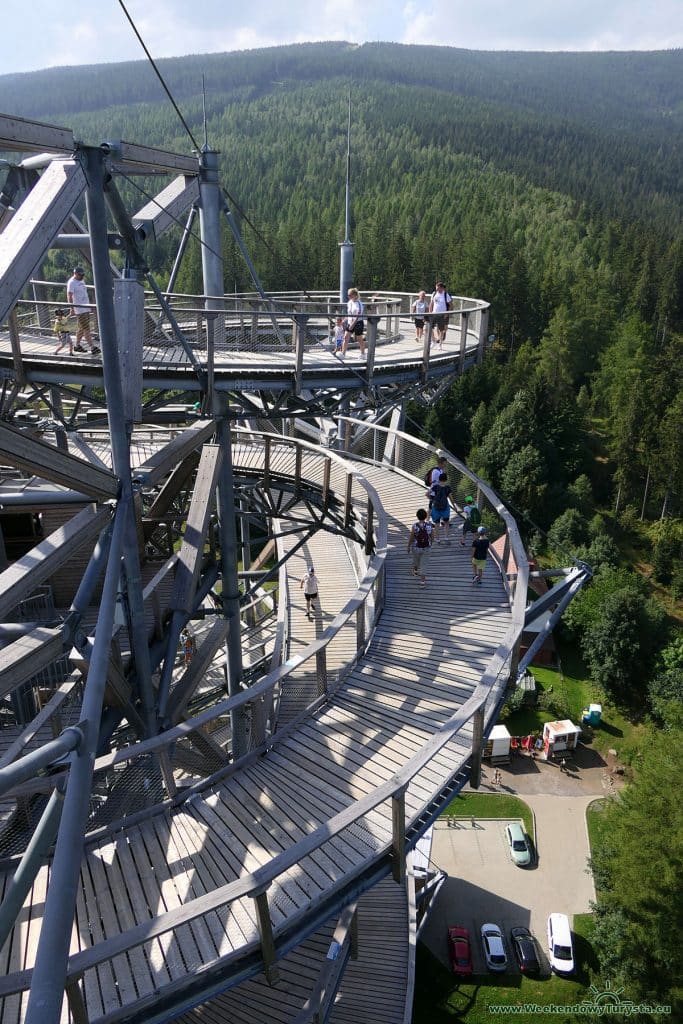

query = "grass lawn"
[413, 915, 598, 1023]
[502, 642, 652, 767]
[442, 792, 534, 838]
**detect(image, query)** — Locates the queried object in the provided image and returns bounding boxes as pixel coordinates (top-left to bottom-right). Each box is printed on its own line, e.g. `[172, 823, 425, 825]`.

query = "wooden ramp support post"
[458, 310, 470, 373]
[250, 884, 280, 985]
[469, 705, 486, 789]
[391, 786, 407, 884]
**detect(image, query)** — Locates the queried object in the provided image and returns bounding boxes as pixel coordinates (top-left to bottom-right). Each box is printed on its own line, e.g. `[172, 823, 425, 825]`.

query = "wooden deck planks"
[0, 449, 512, 1021]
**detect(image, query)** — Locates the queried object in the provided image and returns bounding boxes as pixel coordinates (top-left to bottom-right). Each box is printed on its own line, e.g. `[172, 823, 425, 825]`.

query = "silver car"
[505, 822, 532, 867]
[481, 923, 508, 972]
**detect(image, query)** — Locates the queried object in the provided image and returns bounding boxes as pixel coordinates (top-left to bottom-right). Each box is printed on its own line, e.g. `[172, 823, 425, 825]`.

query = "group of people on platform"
[407, 457, 490, 588]
[332, 281, 453, 357]
[53, 266, 100, 356]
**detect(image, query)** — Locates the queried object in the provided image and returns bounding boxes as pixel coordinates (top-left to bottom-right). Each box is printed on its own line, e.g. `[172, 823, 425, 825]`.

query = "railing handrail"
[337, 414, 529, 628]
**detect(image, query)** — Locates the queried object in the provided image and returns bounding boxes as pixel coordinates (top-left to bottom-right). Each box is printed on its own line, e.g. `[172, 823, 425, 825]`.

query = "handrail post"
[293, 313, 307, 395]
[356, 604, 366, 655]
[250, 884, 280, 985]
[365, 314, 379, 383]
[458, 310, 469, 373]
[421, 319, 432, 380]
[65, 974, 89, 1024]
[469, 705, 485, 789]
[350, 905, 359, 959]
[344, 474, 353, 529]
[322, 457, 331, 510]
[477, 306, 489, 363]
[365, 497, 374, 556]
[391, 786, 407, 884]
[315, 647, 328, 697]
[294, 444, 302, 494]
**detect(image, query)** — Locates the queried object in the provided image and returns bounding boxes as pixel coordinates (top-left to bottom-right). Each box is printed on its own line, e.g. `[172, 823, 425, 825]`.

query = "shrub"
[547, 507, 588, 557]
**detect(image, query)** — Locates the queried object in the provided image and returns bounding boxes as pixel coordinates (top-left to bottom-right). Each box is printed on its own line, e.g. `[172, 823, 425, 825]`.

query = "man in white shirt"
[428, 281, 452, 347]
[300, 566, 320, 619]
[66, 267, 100, 354]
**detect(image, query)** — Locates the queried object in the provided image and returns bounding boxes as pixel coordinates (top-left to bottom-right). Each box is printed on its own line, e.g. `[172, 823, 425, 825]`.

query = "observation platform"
[0, 288, 489, 400]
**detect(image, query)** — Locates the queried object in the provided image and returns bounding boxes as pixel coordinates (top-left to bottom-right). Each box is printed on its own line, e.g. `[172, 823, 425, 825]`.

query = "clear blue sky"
[3, 0, 682, 76]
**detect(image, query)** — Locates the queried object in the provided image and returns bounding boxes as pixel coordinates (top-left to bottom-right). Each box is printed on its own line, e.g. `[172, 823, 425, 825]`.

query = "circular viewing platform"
[1, 286, 490, 397]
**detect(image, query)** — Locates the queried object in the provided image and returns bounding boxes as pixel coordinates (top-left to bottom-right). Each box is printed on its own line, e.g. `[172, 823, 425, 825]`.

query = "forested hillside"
[2, 41, 682, 1009]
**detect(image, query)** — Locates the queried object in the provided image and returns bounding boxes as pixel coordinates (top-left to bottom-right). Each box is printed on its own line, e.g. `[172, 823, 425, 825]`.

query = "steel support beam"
[0, 159, 85, 323]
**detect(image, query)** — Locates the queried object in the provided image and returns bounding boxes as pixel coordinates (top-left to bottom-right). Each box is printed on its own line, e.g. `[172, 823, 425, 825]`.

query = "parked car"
[510, 926, 541, 974]
[547, 913, 575, 975]
[505, 822, 532, 866]
[481, 923, 507, 972]
[448, 925, 473, 977]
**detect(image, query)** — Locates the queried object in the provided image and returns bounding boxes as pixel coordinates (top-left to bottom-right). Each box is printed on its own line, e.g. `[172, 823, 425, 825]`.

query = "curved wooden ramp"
[0, 454, 517, 1024]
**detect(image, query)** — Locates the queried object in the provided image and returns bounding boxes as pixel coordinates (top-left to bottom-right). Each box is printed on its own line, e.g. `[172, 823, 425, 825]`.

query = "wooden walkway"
[276, 519, 360, 727]
[0, 458, 512, 1023]
[176, 877, 408, 1024]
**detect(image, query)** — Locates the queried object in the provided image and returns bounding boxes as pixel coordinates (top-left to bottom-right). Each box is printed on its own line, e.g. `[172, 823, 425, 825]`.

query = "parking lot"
[420, 795, 596, 975]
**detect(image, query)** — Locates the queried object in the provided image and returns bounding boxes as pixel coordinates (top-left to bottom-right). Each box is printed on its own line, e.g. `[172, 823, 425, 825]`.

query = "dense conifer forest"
[1, 42, 682, 1010]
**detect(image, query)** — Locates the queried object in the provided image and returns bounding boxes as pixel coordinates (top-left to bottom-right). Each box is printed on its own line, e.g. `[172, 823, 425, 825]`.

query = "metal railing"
[3, 285, 490, 372]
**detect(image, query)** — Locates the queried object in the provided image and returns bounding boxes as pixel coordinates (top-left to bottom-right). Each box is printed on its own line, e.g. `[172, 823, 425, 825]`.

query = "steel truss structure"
[0, 111, 589, 1022]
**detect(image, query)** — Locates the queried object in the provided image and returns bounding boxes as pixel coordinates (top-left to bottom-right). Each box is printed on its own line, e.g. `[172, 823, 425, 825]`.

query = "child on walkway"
[407, 508, 433, 587]
[471, 525, 490, 584]
[332, 316, 345, 355]
[53, 308, 73, 355]
[429, 472, 452, 544]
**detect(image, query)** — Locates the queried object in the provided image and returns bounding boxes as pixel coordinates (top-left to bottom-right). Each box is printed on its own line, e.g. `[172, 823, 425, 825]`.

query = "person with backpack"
[429, 472, 453, 544]
[471, 525, 490, 584]
[460, 494, 481, 546]
[428, 281, 452, 347]
[407, 508, 433, 587]
[424, 456, 448, 490]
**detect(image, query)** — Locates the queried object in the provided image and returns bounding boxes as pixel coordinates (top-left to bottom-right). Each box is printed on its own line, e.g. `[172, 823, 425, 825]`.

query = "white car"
[481, 922, 507, 972]
[547, 913, 575, 974]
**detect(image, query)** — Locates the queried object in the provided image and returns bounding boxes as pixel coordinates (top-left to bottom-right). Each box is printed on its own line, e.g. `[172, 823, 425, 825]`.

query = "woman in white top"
[341, 287, 366, 357]
[411, 290, 429, 344]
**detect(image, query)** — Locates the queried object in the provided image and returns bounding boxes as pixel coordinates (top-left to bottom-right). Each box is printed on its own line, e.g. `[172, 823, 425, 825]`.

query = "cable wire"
[117, 0, 200, 151]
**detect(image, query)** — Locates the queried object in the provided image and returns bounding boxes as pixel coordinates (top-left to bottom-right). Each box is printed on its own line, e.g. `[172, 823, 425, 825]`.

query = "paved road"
[420, 747, 611, 973]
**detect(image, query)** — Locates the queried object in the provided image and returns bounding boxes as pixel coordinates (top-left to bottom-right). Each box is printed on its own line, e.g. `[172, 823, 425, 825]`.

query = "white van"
[547, 913, 574, 974]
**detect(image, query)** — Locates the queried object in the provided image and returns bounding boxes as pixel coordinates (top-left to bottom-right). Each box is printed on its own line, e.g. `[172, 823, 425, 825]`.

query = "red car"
[448, 925, 473, 976]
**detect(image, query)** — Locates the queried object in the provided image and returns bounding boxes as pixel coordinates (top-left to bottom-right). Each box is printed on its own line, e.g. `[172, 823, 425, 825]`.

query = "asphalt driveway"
[421, 794, 596, 974]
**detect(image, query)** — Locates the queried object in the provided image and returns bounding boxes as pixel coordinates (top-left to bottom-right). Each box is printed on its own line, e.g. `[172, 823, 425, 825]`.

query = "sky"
[4, 0, 682, 77]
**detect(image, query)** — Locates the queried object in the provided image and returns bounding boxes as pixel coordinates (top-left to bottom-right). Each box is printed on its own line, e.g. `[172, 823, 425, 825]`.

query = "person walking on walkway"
[411, 290, 429, 344]
[429, 472, 452, 544]
[180, 627, 196, 667]
[300, 566, 320, 619]
[428, 281, 452, 347]
[66, 266, 100, 354]
[460, 494, 481, 546]
[407, 508, 433, 588]
[341, 287, 366, 357]
[471, 525, 490, 584]
[53, 308, 73, 355]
